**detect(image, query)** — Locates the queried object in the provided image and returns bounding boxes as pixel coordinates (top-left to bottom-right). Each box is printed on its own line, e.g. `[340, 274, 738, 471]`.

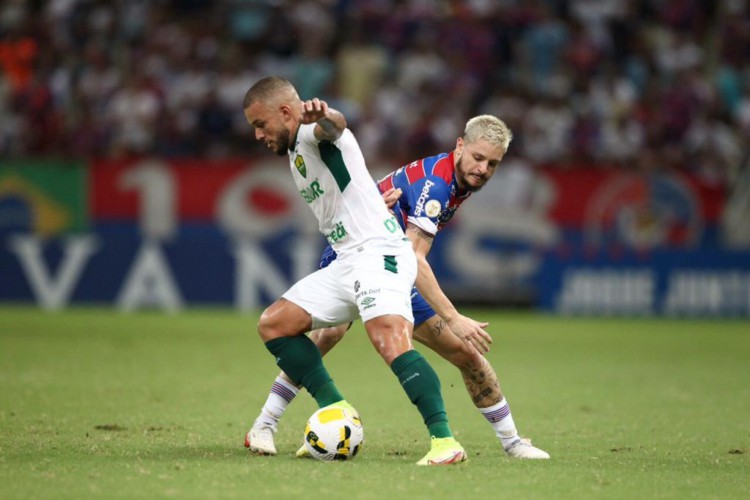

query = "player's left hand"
[381, 187, 402, 210]
[300, 98, 329, 124]
[447, 314, 492, 353]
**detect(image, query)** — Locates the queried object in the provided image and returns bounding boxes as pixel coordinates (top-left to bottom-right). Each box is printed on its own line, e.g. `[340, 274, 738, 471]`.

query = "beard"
[462, 181, 482, 193]
[273, 128, 292, 156]
[456, 157, 486, 192]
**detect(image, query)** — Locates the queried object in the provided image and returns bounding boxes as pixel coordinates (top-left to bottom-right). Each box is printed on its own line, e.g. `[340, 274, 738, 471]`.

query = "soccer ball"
[303, 406, 364, 461]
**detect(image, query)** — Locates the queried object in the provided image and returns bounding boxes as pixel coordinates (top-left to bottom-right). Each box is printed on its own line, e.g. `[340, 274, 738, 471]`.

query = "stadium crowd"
[0, 0, 748, 187]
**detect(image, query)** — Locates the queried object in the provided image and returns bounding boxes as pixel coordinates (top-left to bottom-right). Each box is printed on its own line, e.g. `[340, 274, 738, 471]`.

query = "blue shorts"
[320, 245, 436, 327]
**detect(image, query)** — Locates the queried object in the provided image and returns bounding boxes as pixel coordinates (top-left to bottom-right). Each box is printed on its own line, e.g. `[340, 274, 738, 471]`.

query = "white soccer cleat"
[504, 438, 550, 459]
[245, 423, 277, 455]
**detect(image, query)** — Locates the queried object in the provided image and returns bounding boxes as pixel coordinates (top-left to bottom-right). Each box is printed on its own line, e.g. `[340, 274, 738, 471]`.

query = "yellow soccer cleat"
[295, 442, 311, 458]
[326, 399, 359, 417]
[416, 436, 467, 466]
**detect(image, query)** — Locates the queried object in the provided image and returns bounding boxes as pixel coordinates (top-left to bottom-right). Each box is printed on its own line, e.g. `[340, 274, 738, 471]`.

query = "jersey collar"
[289, 124, 300, 154]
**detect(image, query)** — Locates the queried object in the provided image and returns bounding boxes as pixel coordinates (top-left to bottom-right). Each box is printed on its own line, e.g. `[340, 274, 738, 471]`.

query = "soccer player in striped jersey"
[247, 114, 550, 460]
[243, 76, 466, 465]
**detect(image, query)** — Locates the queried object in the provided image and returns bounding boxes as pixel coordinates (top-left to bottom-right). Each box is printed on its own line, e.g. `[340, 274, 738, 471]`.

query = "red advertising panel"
[90, 158, 294, 222]
[540, 167, 726, 227]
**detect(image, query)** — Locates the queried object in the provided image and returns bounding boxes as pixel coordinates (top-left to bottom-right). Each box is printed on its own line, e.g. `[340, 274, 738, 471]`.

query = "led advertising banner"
[1, 159, 748, 316]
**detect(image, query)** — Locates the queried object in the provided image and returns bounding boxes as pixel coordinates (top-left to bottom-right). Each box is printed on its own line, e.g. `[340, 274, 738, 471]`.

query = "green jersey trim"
[318, 141, 351, 192]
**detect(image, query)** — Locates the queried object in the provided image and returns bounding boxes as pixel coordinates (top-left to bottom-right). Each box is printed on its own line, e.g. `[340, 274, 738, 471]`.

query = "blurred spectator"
[521, 93, 574, 164]
[335, 22, 389, 109]
[196, 89, 233, 157]
[0, 28, 37, 92]
[14, 72, 64, 155]
[76, 43, 121, 114]
[519, 1, 569, 96]
[105, 75, 162, 157]
[396, 28, 447, 93]
[735, 83, 750, 136]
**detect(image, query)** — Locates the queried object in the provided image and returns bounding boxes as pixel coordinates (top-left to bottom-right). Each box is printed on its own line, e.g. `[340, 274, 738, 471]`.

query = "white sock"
[254, 376, 299, 428]
[479, 398, 520, 450]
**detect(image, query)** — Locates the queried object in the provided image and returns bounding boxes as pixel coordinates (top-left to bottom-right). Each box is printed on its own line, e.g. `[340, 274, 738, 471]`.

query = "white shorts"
[282, 241, 417, 329]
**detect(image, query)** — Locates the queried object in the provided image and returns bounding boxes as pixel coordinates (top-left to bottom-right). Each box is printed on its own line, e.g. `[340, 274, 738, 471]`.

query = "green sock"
[390, 350, 452, 439]
[265, 337, 343, 407]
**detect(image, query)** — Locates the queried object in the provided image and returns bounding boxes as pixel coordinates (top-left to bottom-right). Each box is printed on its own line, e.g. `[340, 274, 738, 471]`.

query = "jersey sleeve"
[296, 123, 318, 145]
[403, 175, 450, 236]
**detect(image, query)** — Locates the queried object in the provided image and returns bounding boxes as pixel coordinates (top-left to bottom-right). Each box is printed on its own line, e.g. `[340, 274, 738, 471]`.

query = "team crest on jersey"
[294, 155, 307, 178]
[425, 200, 441, 218]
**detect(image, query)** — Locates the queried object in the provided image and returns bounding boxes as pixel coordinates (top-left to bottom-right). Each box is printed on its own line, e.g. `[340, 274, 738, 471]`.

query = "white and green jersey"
[289, 123, 405, 257]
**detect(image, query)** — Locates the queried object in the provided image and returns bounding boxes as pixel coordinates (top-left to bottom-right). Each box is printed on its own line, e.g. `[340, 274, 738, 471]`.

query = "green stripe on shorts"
[384, 255, 398, 274]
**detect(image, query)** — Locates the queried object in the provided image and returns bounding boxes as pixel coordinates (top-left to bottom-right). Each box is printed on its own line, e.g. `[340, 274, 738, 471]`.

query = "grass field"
[1, 306, 748, 499]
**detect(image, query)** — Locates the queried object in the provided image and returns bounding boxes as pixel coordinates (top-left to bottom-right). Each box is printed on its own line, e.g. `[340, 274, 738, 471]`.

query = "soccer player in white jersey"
[246, 114, 550, 460]
[242, 76, 466, 465]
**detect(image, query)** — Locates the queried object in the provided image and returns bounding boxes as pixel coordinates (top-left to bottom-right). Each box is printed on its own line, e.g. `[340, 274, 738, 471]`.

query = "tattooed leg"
[413, 315, 548, 456]
[413, 315, 504, 408]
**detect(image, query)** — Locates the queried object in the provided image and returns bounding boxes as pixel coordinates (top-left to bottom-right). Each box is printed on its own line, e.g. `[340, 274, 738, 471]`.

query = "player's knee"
[310, 325, 347, 353]
[365, 316, 413, 365]
[370, 333, 405, 365]
[257, 307, 280, 341]
[377, 336, 412, 366]
[379, 349, 401, 366]
[447, 342, 479, 369]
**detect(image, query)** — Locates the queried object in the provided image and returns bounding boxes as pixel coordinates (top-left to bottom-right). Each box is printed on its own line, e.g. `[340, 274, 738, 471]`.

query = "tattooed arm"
[406, 222, 492, 352]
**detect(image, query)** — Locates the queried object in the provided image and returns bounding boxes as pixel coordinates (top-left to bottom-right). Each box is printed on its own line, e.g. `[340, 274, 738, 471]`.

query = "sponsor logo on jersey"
[425, 199, 441, 218]
[414, 179, 435, 216]
[294, 155, 307, 178]
[326, 221, 348, 244]
[384, 216, 399, 233]
[300, 179, 324, 203]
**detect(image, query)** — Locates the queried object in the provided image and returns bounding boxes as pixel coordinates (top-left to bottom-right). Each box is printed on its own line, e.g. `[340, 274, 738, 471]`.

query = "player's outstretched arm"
[303, 98, 346, 142]
[406, 223, 492, 353]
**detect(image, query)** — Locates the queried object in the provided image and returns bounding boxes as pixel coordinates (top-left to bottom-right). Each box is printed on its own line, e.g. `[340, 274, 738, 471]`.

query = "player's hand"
[381, 187, 402, 210]
[447, 315, 492, 353]
[300, 98, 329, 124]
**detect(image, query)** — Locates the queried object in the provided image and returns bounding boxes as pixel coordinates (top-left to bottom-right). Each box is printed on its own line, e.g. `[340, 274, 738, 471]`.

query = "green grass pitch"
[1, 306, 748, 499]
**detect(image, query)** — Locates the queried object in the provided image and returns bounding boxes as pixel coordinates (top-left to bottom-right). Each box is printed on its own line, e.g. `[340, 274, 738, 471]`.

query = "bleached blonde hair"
[464, 115, 513, 152]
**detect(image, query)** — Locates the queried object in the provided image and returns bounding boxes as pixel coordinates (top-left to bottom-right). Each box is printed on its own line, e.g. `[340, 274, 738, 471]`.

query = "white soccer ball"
[303, 406, 364, 461]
